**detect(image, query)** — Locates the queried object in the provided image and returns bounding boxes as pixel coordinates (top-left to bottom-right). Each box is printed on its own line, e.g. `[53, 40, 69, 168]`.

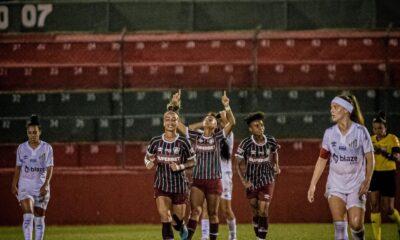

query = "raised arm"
[307, 157, 328, 203]
[221, 91, 236, 136]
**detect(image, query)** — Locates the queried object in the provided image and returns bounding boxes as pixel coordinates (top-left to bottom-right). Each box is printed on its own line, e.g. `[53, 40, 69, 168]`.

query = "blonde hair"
[339, 95, 365, 125]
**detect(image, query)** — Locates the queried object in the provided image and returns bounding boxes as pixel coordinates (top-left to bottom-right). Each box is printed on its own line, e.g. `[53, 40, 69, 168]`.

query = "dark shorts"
[369, 170, 396, 197]
[246, 182, 275, 201]
[154, 188, 188, 205]
[192, 179, 223, 195]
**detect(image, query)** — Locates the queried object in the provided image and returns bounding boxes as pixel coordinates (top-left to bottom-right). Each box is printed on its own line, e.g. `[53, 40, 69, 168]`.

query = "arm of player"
[40, 166, 53, 196]
[144, 154, 156, 170]
[11, 166, 21, 197]
[235, 156, 252, 189]
[359, 151, 375, 196]
[307, 157, 328, 203]
[272, 152, 281, 175]
[221, 91, 236, 136]
[170, 158, 195, 172]
[188, 121, 204, 131]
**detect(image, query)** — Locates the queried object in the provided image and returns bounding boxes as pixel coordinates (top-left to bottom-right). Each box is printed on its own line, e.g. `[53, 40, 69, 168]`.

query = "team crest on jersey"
[208, 138, 214, 144]
[198, 138, 204, 143]
[173, 147, 180, 154]
[39, 153, 46, 161]
[348, 139, 358, 148]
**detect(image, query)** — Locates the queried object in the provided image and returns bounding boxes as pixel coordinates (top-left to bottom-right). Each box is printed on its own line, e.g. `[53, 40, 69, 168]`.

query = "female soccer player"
[369, 111, 400, 240]
[169, 90, 236, 240]
[144, 109, 196, 240]
[200, 111, 237, 240]
[235, 112, 280, 240]
[307, 95, 375, 240]
[11, 115, 54, 240]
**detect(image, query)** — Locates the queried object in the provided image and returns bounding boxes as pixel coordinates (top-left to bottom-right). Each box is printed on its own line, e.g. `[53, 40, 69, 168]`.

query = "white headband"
[331, 97, 353, 113]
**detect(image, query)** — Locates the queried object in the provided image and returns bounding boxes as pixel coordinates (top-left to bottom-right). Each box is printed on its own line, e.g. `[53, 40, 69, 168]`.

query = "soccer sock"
[187, 219, 197, 240]
[252, 216, 259, 237]
[258, 217, 268, 240]
[388, 209, 400, 229]
[350, 228, 364, 240]
[201, 218, 210, 239]
[34, 216, 45, 240]
[227, 218, 237, 240]
[22, 213, 34, 240]
[161, 222, 174, 240]
[209, 223, 219, 240]
[334, 221, 348, 240]
[370, 212, 381, 240]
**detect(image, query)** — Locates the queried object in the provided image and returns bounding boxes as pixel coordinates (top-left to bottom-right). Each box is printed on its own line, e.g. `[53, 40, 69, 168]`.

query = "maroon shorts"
[192, 179, 223, 195]
[154, 188, 188, 205]
[246, 183, 275, 201]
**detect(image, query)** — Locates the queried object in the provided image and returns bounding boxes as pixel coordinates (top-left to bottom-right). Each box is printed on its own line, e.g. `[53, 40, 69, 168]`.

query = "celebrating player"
[369, 111, 400, 240]
[144, 109, 196, 240]
[169, 90, 236, 240]
[235, 112, 280, 240]
[307, 95, 375, 240]
[11, 115, 54, 240]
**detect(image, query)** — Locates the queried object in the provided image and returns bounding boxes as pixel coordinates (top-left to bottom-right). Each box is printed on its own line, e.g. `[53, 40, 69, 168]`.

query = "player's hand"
[11, 185, 18, 197]
[241, 179, 253, 189]
[170, 162, 180, 172]
[171, 90, 181, 106]
[394, 152, 400, 162]
[221, 91, 230, 108]
[307, 185, 315, 203]
[274, 165, 281, 175]
[359, 179, 370, 196]
[40, 183, 49, 196]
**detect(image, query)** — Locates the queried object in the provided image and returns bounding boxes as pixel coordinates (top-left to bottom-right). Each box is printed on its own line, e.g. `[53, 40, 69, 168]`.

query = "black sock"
[162, 222, 174, 240]
[210, 223, 219, 240]
[187, 219, 197, 240]
[258, 216, 268, 239]
[252, 216, 259, 237]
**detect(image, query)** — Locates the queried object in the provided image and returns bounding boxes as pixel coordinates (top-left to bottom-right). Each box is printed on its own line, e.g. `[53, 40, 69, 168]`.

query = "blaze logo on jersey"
[24, 166, 46, 173]
[332, 153, 357, 164]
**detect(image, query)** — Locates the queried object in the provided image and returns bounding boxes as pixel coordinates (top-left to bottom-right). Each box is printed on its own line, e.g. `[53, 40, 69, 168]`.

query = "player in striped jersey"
[235, 112, 280, 240]
[369, 111, 400, 240]
[308, 95, 375, 240]
[11, 115, 54, 240]
[144, 110, 196, 240]
[168, 90, 236, 240]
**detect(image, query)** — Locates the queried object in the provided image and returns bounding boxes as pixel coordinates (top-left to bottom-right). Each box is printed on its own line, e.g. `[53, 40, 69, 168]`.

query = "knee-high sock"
[227, 218, 236, 240]
[201, 219, 210, 239]
[258, 217, 268, 240]
[252, 216, 259, 238]
[334, 221, 348, 240]
[187, 219, 198, 240]
[209, 223, 219, 240]
[388, 209, 400, 229]
[22, 213, 34, 240]
[371, 213, 381, 240]
[351, 228, 364, 240]
[162, 222, 174, 240]
[34, 216, 45, 240]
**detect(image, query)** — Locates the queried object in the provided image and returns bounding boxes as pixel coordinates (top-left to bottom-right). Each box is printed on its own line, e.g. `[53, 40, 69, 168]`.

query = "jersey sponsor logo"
[157, 156, 180, 162]
[332, 153, 358, 164]
[196, 145, 215, 151]
[248, 157, 268, 163]
[24, 166, 46, 173]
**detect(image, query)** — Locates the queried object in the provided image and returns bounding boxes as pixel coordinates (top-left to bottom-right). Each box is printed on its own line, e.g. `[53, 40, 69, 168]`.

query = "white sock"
[227, 218, 237, 240]
[34, 216, 45, 240]
[201, 218, 210, 239]
[22, 213, 34, 240]
[334, 221, 348, 240]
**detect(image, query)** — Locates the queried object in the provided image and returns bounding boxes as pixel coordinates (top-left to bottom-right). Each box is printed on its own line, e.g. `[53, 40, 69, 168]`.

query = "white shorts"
[325, 191, 366, 210]
[18, 187, 50, 210]
[221, 171, 233, 200]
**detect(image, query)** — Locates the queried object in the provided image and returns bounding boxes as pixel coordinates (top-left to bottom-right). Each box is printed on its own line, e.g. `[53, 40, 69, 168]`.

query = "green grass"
[0, 224, 398, 240]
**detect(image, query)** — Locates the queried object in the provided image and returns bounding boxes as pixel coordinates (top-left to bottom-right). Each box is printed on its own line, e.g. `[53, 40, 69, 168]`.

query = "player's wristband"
[145, 158, 151, 167]
[179, 164, 185, 170]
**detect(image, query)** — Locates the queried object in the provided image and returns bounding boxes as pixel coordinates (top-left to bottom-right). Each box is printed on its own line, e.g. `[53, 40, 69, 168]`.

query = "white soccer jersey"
[321, 122, 373, 194]
[220, 132, 234, 172]
[16, 141, 54, 195]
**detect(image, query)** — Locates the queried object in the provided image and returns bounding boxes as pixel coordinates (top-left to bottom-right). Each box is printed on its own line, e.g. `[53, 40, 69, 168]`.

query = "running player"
[144, 109, 196, 240]
[200, 111, 237, 240]
[235, 112, 280, 240]
[369, 111, 400, 240]
[11, 115, 54, 240]
[169, 90, 236, 240]
[307, 95, 375, 240]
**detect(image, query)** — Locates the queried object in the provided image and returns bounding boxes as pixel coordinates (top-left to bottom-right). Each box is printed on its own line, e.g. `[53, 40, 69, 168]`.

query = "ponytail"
[339, 95, 365, 125]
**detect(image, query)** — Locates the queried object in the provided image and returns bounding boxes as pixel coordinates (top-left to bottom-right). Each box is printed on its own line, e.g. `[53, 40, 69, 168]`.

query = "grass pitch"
[0, 223, 398, 239]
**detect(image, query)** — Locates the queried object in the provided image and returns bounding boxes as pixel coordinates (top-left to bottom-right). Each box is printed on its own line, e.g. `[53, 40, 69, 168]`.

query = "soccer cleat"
[180, 225, 188, 240]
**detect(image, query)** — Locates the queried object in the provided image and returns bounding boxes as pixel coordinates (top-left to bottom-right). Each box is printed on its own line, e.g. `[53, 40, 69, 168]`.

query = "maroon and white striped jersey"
[146, 134, 195, 193]
[235, 135, 278, 189]
[187, 128, 226, 180]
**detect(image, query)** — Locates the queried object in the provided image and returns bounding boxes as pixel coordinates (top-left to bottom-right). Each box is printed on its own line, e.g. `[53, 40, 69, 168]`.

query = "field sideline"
[0, 224, 397, 240]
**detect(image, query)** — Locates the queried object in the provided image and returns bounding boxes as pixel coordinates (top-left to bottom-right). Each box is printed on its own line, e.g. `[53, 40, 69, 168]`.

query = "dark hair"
[27, 114, 41, 129]
[215, 127, 230, 160]
[373, 111, 386, 126]
[338, 95, 365, 125]
[244, 112, 265, 126]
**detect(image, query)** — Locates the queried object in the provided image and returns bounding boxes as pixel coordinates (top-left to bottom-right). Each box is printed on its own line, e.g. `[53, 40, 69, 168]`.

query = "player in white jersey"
[308, 95, 375, 240]
[201, 111, 237, 240]
[11, 115, 54, 240]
